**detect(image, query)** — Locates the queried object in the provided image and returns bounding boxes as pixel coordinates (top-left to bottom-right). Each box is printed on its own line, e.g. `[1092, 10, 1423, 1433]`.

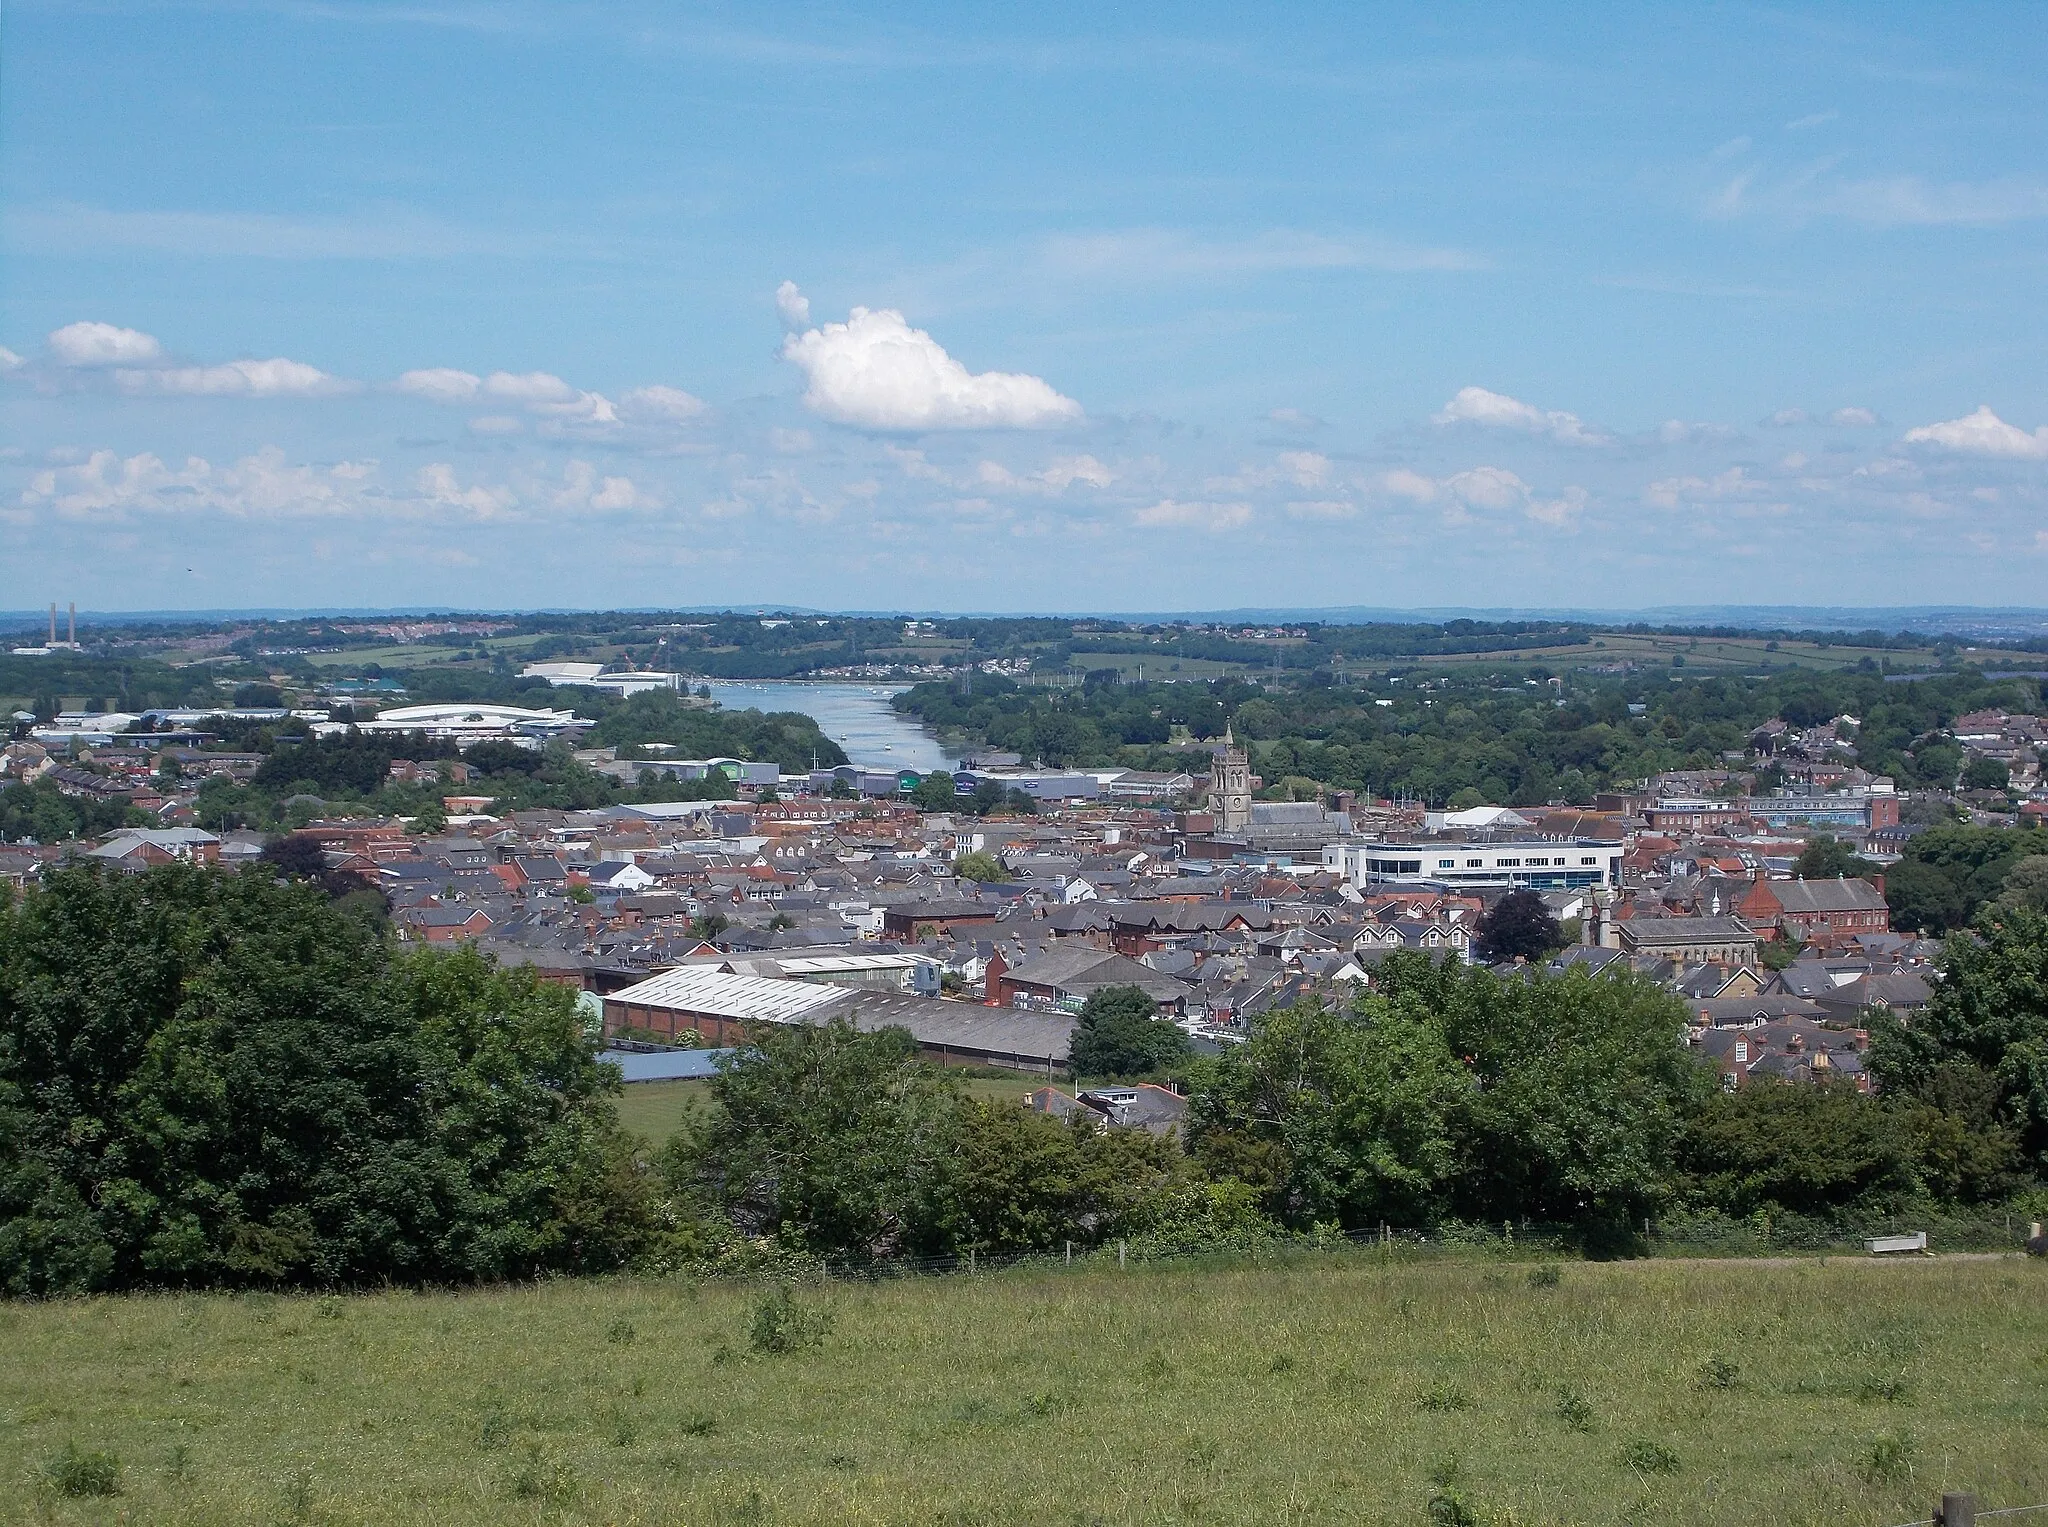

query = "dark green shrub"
[1619, 1439, 1680, 1475]
[1696, 1354, 1740, 1391]
[1419, 1382, 1470, 1413]
[748, 1287, 831, 1355]
[1864, 1431, 1914, 1483]
[45, 1442, 122, 1498]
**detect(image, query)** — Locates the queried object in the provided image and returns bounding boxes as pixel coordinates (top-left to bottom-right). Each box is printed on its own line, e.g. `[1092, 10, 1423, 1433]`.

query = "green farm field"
[4, 1253, 2043, 1525]
[1407, 632, 1941, 675]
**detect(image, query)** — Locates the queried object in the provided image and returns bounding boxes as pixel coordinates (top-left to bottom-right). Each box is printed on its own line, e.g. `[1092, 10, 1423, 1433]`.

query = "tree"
[1793, 834, 1875, 881]
[462, 740, 543, 776]
[1999, 855, 2048, 913]
[1471, 889, 1563, 963]
[910, 771, 958, 811]
[1187, 999, 1467, 1229]
[1676, 1080, 1921, 1216]
[687, 911, 730, 942]
[259, 833, 329, 881]
[969, 778, 1006, 816]
[1870, 906, 2048, 1173]
[0, 865, 648, 1295]
[1188, 956, 1706, 1243]
[412, 801, 448, 835]
[953, 851, 1007, 883]
[931, 1101, 1191, 1257]
[1884, 858, 1967, 934]
[766, 911, 795, 931]
[1890, 825, 2048, 930]
[1070, 985, 1190, 1079]
[1963, 755, 2011, 792]
[691, 1021, 960, 1262]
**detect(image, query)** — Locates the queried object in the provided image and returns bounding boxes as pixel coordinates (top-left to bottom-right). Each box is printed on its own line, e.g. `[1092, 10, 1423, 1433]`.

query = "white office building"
[1324, 839, 1624, 891]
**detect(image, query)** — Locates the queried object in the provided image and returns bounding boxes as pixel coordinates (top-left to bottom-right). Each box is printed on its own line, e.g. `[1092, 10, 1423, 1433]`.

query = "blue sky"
[4, 1, 2047, 613]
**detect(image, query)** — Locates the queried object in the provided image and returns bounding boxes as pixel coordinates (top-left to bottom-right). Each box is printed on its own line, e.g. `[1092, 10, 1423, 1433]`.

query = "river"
[703, 681, 959, 773]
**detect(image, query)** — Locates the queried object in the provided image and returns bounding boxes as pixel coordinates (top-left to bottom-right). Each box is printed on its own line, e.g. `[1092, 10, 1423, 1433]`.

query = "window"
[1466, 859, 1483, 868]
[1437, 859, 1455, 868]
[1580, 856, 1596, 865]
[1498, 859, 1520, 868]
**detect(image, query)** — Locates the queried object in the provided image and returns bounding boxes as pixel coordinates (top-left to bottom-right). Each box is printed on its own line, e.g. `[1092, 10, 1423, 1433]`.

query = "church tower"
[1210, 724, 1252, 833]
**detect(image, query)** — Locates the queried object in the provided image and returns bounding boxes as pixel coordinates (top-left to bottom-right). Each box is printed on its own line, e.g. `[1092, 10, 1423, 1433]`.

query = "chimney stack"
[68, 602, 76, 644]
[49, 603, 57, 644]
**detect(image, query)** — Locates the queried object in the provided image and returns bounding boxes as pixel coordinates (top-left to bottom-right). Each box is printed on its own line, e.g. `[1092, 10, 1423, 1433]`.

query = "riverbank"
[704, 681, 957, 773]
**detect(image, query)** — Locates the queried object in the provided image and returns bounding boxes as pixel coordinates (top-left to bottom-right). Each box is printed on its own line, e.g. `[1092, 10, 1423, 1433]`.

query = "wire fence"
[1879, 1500, 2048, 1527]
[702, 1210, 2039, 1287]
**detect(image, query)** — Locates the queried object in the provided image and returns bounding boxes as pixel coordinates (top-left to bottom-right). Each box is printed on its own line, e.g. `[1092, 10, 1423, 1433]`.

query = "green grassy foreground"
[4, 1253, 2044, 1526]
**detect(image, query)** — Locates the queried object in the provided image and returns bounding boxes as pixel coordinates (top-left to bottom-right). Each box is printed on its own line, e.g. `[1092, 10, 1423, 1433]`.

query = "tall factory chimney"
[68, 602, 76, 644]
[49, 603, 57, 644]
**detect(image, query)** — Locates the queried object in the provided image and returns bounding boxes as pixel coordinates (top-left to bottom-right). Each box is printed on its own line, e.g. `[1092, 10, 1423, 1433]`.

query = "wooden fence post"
[1064, 1241, 1072, 1267]
[1938, 1492, 1975, 1527]
[1118, 1240, 1127, 1269]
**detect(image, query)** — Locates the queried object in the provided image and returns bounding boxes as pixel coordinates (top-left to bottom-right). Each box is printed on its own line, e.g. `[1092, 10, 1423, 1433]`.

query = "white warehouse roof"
[606, 967, 851, 1024]
[356, 702, 587, 739]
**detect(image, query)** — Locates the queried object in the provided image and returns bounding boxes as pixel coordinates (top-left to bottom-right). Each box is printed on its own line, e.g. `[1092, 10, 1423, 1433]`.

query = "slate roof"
[1774, 877, 1889, 914]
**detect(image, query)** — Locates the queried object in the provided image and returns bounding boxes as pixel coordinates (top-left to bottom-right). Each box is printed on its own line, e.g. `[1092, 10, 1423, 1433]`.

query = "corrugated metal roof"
[843, 992, 1074, 1065]
[606, 966, 850, 1022]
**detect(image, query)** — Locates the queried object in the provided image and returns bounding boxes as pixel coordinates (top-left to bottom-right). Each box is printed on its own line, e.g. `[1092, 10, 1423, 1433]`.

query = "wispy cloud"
[1708, 166, 2048, 228]
[6, 201, 608, 260]
[1038, 227, 1487, 279]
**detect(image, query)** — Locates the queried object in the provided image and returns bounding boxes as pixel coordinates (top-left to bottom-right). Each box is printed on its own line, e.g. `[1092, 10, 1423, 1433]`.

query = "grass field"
[613, 1075, 1063, 1146]
[4, 1253, 2043, 1525]
[1400, 632, 1942, 676]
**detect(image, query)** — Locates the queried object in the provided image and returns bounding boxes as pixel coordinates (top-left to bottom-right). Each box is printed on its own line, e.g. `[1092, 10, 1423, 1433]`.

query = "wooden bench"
[1865, 1232, 1928, 1255]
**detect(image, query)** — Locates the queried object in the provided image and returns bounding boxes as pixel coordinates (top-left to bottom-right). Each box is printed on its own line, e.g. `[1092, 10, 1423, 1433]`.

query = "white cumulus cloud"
[0, 346, 23, 372]
[1432, 386, 1607, 445]
[780, 300, 1081, 431]
[1828, 406, 1879, 427]
[1443, 466, 1529, 512]
[775, 280, 811, 330]
[21, 446, 375, 518]
[1902, 406, 2048, 460]
[976, 454, 1115, 493]
[620, 384, 707, 421]
[49, 321, 164, 367]
[1133, 498, 1251, 532]
[555, 460, 657, 512]
[484, 370, 577, 403]
[416, 463, 518, 518]
[396, 367, 482, 402]
[1371, 465, 1584, 530]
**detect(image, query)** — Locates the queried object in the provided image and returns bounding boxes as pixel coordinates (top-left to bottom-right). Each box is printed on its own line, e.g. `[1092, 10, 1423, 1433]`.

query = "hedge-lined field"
[5, 1251, 2044, 1525]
